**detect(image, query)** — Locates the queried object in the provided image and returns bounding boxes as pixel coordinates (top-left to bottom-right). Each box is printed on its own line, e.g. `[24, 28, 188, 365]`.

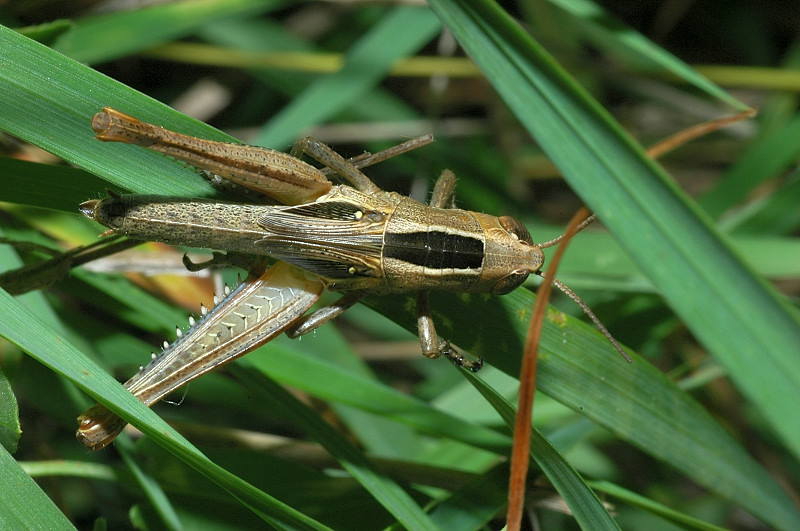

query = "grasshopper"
[75, 107, 628, 450]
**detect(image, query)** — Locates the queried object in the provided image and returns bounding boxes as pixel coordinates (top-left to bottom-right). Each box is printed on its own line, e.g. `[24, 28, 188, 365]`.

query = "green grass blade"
[0, 368, 21, 453]
[426, 463, 508, 528]
[196, 17, 422, 124]
[430, 0, 800, 485]
[0, 158, 107, 212]
[0, 288, 329, 530]
[0, 23, 436, 528]
[254, 6, 441, 148]
[0, 24, 223, 196]
[231, 367, 440, 531]
[464, 370, 620, 530]
[367, 285, 800, 530]
[548, 0, 747, 110]
[725, 170, 800, 235]
[51, 0, 277, 64]
[699, 115, 800, 218]
[591, 481, 727, 531]
[0, 445, 75, 530]
[116, 437, 183, 531]
[3, 6, 799, 528]
[238, 342, 510, 452]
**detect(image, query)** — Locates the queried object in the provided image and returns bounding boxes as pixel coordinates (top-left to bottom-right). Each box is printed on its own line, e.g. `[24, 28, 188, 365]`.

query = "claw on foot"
[441, 341, 483, 372]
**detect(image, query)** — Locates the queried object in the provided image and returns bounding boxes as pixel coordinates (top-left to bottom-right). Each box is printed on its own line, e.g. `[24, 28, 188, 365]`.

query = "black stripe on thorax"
[383, 231, 484, 270]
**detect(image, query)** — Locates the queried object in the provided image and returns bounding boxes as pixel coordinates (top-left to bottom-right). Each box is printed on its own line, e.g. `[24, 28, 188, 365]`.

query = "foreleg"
[416, 291, 482, 372]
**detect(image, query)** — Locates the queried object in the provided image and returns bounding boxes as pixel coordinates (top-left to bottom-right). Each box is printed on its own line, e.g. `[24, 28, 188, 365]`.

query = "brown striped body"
[81, 184, 544, 296]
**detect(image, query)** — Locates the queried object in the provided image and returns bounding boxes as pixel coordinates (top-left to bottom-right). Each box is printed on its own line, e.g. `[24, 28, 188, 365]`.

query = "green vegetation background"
[0, 1, 798, 529]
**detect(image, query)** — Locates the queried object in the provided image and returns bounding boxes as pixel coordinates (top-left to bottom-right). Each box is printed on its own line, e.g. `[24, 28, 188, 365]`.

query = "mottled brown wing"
[256, 201, 386, 280]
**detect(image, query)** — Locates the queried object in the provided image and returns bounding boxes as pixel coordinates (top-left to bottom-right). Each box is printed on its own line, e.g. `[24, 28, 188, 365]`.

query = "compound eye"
[491, 271, 530, 295]
[498, 216, 533, 244]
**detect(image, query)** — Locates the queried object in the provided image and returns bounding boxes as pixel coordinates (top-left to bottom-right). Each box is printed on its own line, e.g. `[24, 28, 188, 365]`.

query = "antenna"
[535, 213, 631, 362]
[536, 271, 631, 362]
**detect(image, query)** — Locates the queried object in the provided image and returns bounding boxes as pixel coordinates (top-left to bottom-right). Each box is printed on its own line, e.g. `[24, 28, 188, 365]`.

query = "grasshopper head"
[78, 198, 101, 219]
[80, 189, 127, 224]
[478, 215, 545, 295]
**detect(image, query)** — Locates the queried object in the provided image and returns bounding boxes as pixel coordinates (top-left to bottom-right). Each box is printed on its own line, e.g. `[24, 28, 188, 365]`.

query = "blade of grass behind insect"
[465, 371, 619, 530]
[547, 0, 747, 110]
[366, 286, 800, 530]
[425, 462, 509, 529]
[724, 170, 800, 235]
[49, 0, 277, 65]
[0, 288, 330, 531]
[0, 158, 109, 213]
[535, 228, 800, 289]
[590, 481, 728, 531]
[698, 113, 800, 218]
[238, 341, 510, 452]
[70, 268, 191, 337]
[0, 25, 227, 197]
[197, 16, 422, 124]
[229, 365, 440, 531]
[0, 226, 76, 341]
[696, 46, 800, 219]
[2, 11, 796, 528]
[0, 368, 20, 454]
[116, 436, 182, 531]
[430, 0, 800, 472]
[0, 27, 427, 528]
[254, 6, 441, 148]
[0, 445, 74, 530]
